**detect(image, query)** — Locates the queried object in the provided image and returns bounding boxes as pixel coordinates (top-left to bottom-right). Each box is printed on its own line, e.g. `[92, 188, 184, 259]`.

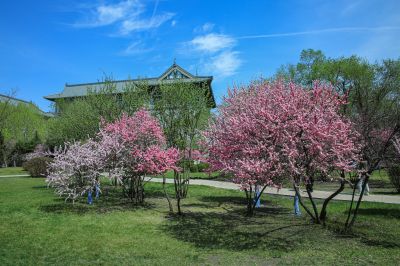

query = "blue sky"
[1, 0, 400, 112]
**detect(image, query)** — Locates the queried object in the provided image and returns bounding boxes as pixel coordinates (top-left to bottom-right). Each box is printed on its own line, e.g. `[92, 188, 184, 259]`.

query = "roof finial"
[173, 58, 176, 65]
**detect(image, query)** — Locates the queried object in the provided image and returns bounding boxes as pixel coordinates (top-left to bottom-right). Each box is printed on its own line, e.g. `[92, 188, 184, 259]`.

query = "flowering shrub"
[46, 140, 104, 203]
[98, 109, 179, 203]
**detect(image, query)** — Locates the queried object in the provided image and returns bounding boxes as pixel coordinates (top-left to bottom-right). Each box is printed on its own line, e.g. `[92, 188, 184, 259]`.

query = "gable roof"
[44, 63, 215, 107]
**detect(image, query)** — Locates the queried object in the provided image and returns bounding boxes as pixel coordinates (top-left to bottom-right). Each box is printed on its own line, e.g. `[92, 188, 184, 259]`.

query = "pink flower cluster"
[47, 108, 179, 201]
[202, 80, 360, 189]
[99, 108, 179, 179]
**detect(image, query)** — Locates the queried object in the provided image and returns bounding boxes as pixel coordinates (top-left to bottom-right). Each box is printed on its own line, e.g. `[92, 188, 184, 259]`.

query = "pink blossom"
[201, 80, 360, 190]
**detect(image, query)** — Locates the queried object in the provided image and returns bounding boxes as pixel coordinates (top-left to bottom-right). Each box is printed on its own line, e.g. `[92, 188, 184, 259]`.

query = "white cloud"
[120, 12, 175, 35]
[171, 20, 177, 27]
[190, 33, 236, 53]
[206, 51, 242, 78]
[73, 0, 174, 34]
[185, 31, 241, 78]
[201, 23, 215, 32]
[75, 0, 144, 27]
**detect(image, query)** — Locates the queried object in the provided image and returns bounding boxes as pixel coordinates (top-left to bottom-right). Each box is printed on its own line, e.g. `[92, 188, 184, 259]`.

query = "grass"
[313, 170, 398, 195]
[1, 174, 400, 265]
[156, 170, 223, 180]
[0, 167, 27, 176]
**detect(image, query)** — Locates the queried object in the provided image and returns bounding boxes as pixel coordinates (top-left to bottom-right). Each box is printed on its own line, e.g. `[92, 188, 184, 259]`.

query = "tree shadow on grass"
[32, 185, 47, 189]
[370, 191, 399, 195]
[354, 208, 400, 219]
[199, 195, 290, 216]
[39, 185, 157, 215]
[163, 204, 312, 252]
[200, 195, 248, 205]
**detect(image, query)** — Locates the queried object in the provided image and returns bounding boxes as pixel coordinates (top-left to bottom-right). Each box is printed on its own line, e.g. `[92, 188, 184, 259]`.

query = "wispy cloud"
[120, 12, 175, 35]
[194, 22, 215, 33]
[206, 51, 242, 78]
[120, 41, 153, 56]
[74, 0, 144, 27]
[189, 33, 236, 53]
[341, 1, 362, 16]
[238, 26, 400, 39]
[73, 0, 174, 35]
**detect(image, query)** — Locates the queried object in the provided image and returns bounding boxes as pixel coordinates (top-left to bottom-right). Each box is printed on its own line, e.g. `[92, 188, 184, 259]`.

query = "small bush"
[197, 162, 209, 172]
[387, 165, 400, 193]
[189, 164, 198, 173]
[22, 157, 53, 177]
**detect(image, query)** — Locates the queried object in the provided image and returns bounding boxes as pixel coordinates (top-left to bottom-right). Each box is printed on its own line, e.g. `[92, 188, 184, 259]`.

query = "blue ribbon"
[294, 194, 301, 216]
[87, 190, 93, 205]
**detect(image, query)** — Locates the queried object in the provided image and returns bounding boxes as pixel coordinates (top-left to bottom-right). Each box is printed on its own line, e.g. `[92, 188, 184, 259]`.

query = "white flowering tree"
[46, 140, 105, 203]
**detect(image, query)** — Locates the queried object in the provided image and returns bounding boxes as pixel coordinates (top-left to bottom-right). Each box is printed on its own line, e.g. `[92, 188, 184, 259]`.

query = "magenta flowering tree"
[46, 140, 105, 203]
[202, 80, 359, 217]
[99, 108, 179, 204]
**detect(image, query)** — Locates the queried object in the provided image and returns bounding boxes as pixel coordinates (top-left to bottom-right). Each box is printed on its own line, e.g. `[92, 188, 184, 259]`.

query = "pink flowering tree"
[202, 80, 360, 217]
[46, 140, 105, 203]
[98, 109, 179, 204]
[280, 82, 360, 224]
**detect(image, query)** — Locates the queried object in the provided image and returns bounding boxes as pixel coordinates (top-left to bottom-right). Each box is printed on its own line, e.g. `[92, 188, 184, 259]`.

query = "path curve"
[2, 174, 399, 204]
[145, 177, 400, 205]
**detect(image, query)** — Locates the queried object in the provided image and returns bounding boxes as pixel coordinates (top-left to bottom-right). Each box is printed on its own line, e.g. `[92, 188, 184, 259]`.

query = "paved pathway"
[0, 174, 30, 177]
[145, 177, 400, 205]
[2, 174, 399, 204]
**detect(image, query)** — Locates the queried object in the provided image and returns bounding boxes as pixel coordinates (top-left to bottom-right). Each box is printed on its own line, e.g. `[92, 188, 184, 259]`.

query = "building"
[44, 63, 216, 110]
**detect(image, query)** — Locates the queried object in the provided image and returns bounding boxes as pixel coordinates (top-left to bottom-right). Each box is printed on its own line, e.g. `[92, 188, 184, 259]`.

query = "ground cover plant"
[0, 174, 399, 265]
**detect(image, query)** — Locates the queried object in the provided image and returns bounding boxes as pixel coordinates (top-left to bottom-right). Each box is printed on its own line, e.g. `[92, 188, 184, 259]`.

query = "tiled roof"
[43, 63, 215, 107]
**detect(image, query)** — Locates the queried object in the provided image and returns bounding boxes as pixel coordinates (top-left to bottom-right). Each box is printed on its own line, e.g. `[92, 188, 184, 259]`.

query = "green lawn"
[313, 170, 399, 195]
[1, 175, 399, 265]
[0, 167, 27, 176]
[157, 170, 223, 180]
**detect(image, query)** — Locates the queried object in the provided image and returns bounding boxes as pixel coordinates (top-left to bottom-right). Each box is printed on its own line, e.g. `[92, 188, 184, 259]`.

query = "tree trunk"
[320, 177, 345, 225]
[306, 188, 320, 224]
[162, 174, 174, 213]
[347, 174, 369, 229]
[345, 179, 358, 228]
[174, 170, 183, 215]
[245, 187, 254, 216]
[251, 185, 268, 211]
[293, 185, 316, 221]
[177, 197, 182, 215]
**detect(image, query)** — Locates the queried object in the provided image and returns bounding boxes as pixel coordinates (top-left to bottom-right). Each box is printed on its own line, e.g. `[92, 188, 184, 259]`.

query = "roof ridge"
[66, 77, 159, 87]
[0, 93, 31, 104]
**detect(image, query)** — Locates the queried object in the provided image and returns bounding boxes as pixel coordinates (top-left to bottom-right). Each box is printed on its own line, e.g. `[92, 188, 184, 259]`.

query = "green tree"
[153, 81, 212, 214]
[47, 77, 150, 147]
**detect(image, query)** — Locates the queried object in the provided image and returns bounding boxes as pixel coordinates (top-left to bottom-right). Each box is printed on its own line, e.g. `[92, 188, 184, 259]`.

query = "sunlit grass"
[0, 175, 399, 265]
